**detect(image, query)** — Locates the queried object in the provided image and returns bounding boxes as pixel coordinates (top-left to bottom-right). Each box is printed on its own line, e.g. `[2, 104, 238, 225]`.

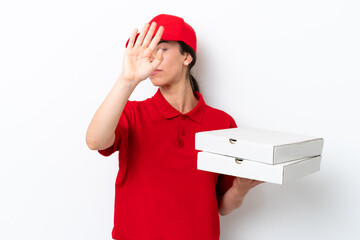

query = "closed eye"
[157, 40, 168, 51]
[156, 47, 167, 52]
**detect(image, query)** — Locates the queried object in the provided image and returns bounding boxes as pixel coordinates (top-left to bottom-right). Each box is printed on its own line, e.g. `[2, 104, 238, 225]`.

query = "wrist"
[116, 74, 139, 89]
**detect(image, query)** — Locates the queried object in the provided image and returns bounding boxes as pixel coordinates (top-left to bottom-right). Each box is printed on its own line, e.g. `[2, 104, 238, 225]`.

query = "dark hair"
[178, 41, 199, 93]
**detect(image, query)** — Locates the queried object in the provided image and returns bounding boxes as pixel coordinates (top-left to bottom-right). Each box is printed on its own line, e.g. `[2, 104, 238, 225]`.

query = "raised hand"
[120, 22, 164, 84]
[86, 23, 164, 151]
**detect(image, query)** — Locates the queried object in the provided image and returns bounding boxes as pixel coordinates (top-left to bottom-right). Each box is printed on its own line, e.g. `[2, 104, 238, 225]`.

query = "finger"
[251, 180, 264, 187]
[237, 177, 252, 184]
[134, 23, 150, 47]
[148, 26, 164, 50]
[150, 49, 164, 69]
[142, 22, 157, 47]
[127, 28, 138, 48]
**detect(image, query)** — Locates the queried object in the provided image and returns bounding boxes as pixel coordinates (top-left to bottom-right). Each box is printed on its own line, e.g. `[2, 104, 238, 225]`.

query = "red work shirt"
[99, 89, 237, 240]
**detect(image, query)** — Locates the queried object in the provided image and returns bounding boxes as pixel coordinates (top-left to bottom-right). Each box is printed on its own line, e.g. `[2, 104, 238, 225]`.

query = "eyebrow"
[158, 40, 168, 45]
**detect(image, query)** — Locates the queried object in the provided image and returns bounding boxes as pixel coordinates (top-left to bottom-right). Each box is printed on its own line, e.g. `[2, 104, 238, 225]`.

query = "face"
[149, 41, 190, 87]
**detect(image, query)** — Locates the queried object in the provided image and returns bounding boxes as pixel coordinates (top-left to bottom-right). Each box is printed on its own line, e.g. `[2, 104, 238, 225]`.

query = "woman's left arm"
[218, 177, 263, 216]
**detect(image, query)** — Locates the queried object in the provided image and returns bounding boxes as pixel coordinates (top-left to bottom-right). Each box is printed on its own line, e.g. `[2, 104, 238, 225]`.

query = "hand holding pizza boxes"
[195, 127, 324, 184]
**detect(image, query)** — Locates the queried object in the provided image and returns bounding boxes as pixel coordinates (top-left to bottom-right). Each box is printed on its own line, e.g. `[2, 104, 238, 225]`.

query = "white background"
[1, 0, 359, 239]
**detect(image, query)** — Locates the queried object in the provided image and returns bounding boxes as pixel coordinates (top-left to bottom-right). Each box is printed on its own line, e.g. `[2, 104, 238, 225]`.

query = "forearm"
[86, 76, 138, 150]
[218, 187, 246, 216]
[86, 23, 164, 150]
[218, 177, 262, 216]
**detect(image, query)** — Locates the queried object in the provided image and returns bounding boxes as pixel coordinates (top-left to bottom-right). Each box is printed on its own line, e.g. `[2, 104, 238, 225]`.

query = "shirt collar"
[151, 88, 207, 123]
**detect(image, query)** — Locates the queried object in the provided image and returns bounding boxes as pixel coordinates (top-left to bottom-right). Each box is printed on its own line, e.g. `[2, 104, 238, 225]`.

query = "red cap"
[126, 14, 197, 54]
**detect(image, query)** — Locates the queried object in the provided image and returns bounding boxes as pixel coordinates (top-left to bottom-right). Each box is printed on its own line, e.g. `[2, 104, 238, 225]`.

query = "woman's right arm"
[85, 78, 136, 150]
[86, 22, 164, 150]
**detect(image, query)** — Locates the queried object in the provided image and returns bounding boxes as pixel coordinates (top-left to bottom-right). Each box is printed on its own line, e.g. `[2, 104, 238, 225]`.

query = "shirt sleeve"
[98, 101, 133, 157]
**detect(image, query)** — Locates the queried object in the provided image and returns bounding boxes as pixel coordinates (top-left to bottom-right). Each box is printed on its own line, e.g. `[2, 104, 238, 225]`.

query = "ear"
[183, 53, 193, 66]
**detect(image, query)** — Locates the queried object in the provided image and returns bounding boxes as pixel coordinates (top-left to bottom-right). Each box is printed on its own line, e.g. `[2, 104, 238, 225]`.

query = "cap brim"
[125, 32, 178, 48]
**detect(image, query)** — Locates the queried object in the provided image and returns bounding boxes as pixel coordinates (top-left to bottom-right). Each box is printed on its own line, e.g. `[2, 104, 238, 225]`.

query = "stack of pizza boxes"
[195, 127, 324, 184]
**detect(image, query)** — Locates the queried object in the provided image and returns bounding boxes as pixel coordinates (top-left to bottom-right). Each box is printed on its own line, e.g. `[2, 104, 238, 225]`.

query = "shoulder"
[195, 91, 237, 129]
[205, 105, 236, 121]
[122, 96, 157, 119]
[203, 104, 237, 128]
[125, 96, 154, 110]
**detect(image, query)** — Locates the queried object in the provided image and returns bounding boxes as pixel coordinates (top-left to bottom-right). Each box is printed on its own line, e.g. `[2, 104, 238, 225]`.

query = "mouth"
[151, 69, 162, 76]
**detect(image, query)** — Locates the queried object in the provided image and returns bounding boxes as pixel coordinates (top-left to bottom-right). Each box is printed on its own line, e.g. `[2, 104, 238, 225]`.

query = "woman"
[86, 14, 261, 240]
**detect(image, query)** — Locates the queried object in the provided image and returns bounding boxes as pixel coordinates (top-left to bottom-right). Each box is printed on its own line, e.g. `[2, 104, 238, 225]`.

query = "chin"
[149, 77, 167, 87]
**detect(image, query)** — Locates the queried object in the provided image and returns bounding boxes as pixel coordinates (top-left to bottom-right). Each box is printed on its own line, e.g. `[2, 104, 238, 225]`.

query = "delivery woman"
[86, 14, 261, 240]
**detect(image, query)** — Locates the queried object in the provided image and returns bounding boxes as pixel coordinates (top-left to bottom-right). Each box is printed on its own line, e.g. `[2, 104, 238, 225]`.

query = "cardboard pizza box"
[195, 127, 324, 165]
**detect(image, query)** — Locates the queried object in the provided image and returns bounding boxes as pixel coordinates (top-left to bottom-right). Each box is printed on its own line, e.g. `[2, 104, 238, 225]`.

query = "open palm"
[121, 22, 164, 83]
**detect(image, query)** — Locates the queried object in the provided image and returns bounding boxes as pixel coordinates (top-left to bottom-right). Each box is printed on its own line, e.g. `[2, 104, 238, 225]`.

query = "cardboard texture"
[197, 151, 322, 184]
[195, 127, 324, 165]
